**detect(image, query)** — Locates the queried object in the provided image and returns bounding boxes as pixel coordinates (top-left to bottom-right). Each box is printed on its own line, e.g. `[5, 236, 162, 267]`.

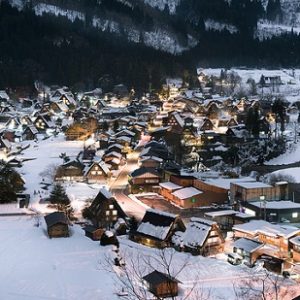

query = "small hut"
[83, 225, 104, 241]
[44, 212, 69, 238]
[143, 270, 180, 298]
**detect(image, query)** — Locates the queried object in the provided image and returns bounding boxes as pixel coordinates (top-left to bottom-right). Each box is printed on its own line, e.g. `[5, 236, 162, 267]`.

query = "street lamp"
[260, 195, 266, 220]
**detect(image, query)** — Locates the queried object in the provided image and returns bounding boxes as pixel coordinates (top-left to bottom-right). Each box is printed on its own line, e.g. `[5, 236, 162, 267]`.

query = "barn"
[44, 212, 69, 238]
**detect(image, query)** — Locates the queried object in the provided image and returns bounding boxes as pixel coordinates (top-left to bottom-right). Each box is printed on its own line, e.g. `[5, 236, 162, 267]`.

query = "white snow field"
[0, 216, 299, 300]
[15, 134, 101, 213]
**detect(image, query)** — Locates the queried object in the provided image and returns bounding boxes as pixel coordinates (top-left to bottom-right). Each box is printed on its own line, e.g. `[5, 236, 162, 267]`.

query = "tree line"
[0, 2, 300, 92]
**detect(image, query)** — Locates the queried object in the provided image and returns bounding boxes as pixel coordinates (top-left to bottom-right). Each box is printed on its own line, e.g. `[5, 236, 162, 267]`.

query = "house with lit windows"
[172, 217, 225, 256]
[84, 159, 111, 183]
[87, 188, 127, 229]
[130, 209, 186, 248]
[33, 114, 54, 132]
[233, 220, 300, 260]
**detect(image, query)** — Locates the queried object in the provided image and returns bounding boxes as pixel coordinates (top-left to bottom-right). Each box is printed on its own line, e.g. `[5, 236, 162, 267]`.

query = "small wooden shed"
[83, 225, 104, 241]
[143, 270, 180, 298]
[44, 212, 69, 238]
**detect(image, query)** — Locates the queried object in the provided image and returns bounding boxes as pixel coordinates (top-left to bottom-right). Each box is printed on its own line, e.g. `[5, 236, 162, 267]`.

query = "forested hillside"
[1, 0, 300, 91]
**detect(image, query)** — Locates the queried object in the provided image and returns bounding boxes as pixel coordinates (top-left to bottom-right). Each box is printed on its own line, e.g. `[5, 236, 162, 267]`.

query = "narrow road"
[110, 151, 146, 220]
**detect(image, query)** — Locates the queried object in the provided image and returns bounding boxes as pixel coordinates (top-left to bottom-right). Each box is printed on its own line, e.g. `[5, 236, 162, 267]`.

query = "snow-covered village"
[1, 67, 300, 300]
[3, 0, 300, 299]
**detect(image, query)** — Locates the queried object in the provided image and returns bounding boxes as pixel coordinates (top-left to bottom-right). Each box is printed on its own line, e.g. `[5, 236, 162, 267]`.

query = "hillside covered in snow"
[2, 0, 300, 89]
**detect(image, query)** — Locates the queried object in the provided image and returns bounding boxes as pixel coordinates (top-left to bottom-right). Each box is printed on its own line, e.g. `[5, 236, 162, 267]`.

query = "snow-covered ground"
[0, 216, 298, 300]
[16, 134, 102, 213]
[0, 216, 117, 300]
[266, 140, 300, 165]
[201, 68, 300, 103]
[271, 167, 300, 183]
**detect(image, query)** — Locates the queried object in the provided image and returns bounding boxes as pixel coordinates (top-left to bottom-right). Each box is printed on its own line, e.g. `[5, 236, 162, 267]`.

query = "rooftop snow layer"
[172, 187, 202, 199]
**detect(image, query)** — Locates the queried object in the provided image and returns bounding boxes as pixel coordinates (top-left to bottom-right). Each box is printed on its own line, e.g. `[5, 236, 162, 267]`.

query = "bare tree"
[39, 163, 59, 182]
[267, 173, 296, 186]
[100, 247, 211, 300]
[233, 269, 297, 300]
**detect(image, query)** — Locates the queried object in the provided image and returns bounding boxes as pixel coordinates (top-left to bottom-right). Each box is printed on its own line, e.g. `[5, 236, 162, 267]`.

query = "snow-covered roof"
[104, 151, 122, 159]
[233, 238, 263, 253]
[0, 138, 11, 149]
[108, 143, 123, 150]
[159, 182, 183, 191]
[0, 91, 9, 100]
[116, 136, 131, 142]
[172, 112, 184, 127]
[84, 160, 110, 176]
[137, 222, 171, 241]
[115, 129, 135, 137]
[140, 156, 163, 163]
[249, 201, 300, 210]
[173, 217, 216, 249]
[172, 187, 202, 200]
[233, 181, 273, 189]
[205, 210, 237, 218]
[233, 220, 300, 238]
[99, 188, 113, 200]
[290, 236, 300, 247]
[137, 209, 178, 241]
[203, 177, 255, 190]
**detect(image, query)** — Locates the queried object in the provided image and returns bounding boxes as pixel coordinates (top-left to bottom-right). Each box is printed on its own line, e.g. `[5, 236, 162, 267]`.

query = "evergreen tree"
[266, 0, 282, 22]
[49, 184, 73, 217]
[0, 160, 23, 203]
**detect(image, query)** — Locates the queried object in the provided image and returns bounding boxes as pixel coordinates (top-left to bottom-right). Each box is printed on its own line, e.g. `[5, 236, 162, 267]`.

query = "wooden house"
[116, 135, 131, 146]
[0, 137, 11, 154]
[103, 151, 123, 163]
[22, 125, 38, 140]
[59, 93, 76, 108]
[44, 212, 69, 238]
[206, 102, 220, 119]
[83, 225, 104, 241]
[289, 236, 300, 262]
[65, 123, 90, 141]
[34, 114, 53, 132]
[240, 200, 300, 223]
[115, 129, 135, 139]
[130, 209, 185, 248]
[199, 118, 214, 132]
[143, 270, 180, 298]
[130, 167, 160, 191]
[84, 160, 110, 183]
[50, 101, 69, 113]
[139, 156, 163, 169]
[107, 143, 123, 154]
[171, 186, 204, 209]
[141, 141, 170, 161]
[233, 220, 300, 259]
[172, 217, 224, 256]
[1, 130, 15, 143]
[167, 112, 184, 134]
[87, 188, 127, 229]
[55, 160, 85, 182]
[231, 238, 264, 266]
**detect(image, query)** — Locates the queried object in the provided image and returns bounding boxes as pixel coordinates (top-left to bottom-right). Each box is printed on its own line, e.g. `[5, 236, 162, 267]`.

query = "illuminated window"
[106, 211, 110, 216]
[292, 212, 298, 218]
[112, 210, 117, 216]
[109, 204, 114, 209]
